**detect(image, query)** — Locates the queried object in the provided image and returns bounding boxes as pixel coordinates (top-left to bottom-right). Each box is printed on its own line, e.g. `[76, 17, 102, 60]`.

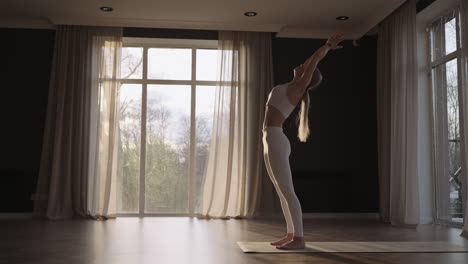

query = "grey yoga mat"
[237, 241, 468, 253]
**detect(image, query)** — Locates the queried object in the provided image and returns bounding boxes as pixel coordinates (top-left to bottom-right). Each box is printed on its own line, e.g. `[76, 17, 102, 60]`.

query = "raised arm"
[295, 33, 345, 92]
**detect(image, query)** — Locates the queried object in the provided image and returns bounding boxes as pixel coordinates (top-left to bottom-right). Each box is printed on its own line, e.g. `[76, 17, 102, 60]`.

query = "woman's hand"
[326, 33, 345, 50]
[295, 33, 344, 91]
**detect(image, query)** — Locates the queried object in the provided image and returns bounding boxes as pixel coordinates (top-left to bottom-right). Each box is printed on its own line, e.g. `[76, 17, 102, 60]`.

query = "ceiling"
[0, 0, 407, 39]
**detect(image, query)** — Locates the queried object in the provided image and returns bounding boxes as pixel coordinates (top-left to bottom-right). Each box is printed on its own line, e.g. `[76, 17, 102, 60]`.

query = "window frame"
[117, 37, 218, 217]
[427, 7, 464, 227]
[429, 10, 461, 69]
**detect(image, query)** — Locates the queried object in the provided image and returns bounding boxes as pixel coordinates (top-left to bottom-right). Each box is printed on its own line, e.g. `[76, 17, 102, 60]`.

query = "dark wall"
[272, 36, 379, 212]
[124, 27, 218, 40]
[0, 28, 55, 212]
[0, 27, 378, 213]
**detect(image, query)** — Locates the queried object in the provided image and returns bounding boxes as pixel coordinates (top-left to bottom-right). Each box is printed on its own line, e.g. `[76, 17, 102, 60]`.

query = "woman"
[262, 33, 344, 250]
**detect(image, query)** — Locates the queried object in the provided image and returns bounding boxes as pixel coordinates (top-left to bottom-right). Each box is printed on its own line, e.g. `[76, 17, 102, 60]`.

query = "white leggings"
[262, 126, 303, 237]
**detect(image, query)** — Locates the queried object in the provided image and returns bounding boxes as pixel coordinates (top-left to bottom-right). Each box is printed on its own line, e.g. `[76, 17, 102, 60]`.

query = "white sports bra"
[265, 83, 296, 119]
[266, 68, 322, 119]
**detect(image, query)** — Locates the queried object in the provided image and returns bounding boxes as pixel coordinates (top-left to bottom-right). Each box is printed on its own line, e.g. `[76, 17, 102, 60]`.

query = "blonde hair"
[296, 69, 322, 142]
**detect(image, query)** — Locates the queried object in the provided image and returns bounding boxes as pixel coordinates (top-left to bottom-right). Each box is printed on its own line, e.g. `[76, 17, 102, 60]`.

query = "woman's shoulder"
[284, 81, 300, 92]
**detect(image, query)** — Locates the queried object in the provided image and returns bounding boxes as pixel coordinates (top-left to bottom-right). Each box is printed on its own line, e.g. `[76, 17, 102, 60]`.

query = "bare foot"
[270, 233, 293, 246]
[276, 236, 306, 250]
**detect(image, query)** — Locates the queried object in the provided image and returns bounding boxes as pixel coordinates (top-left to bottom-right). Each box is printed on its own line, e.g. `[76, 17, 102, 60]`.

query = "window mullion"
[431, 50, 460, 68]
[188, 48, 197, 215]
[140, 46, 148, 216]
[119, 79, 218, 85]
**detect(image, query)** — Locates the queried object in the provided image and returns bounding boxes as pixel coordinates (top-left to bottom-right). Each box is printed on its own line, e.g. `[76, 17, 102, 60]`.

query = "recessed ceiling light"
[336, 16, 349, 21]
[100, 6, 113, 12]
[244, 12, 257, 17]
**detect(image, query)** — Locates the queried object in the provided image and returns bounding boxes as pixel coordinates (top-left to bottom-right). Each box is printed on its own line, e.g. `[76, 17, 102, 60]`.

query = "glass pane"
[194, 86, 216, 208]
[117, 84, 142, 213]
[445, 59, 463, 223]
[121, 47, 143, 79]
[445, 17, 457, 55]
[148, 48, 192, 80]
[196, 49, 218, 81]
[145, 85, 191, 213]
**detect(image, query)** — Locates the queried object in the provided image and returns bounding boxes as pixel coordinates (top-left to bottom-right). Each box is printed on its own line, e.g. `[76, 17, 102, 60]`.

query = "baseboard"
[0, 213, 33, 219]
[255, 212, 380, 220]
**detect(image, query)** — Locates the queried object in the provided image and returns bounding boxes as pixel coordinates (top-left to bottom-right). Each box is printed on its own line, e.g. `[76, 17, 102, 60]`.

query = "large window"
[117, 38, 218, 215]
[429, 8, 464, 225]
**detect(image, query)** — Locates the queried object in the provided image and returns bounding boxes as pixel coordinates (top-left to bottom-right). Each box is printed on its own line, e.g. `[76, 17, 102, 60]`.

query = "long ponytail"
[297, 92, 311, 142]
[296, 68, 322, 142]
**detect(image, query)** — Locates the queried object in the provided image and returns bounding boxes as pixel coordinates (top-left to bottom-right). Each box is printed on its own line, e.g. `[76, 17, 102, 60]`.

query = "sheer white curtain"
[87, 29, 122, 219]
[459, 0, 468, 237]
[33, 25, 122, 220]
[196, 31, 273, 219]
[377, 0, 420, 226]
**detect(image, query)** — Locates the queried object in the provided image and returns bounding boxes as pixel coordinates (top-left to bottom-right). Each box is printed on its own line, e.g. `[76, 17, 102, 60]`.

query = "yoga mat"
[237, 241, 468, 253]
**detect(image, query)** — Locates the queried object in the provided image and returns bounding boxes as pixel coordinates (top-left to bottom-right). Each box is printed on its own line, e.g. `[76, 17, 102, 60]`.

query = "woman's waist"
[262, 126, 285, 136]
[264, 106, 286, 127]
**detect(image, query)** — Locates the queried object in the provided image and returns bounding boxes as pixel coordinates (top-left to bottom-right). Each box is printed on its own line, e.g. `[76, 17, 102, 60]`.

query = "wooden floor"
[1, 217, 468, 264]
